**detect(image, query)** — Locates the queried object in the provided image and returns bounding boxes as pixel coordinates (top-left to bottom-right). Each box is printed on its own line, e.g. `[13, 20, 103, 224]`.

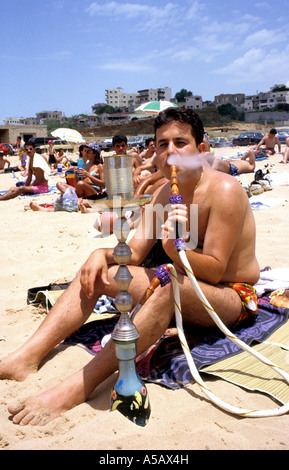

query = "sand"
[0, 146, 289, 451]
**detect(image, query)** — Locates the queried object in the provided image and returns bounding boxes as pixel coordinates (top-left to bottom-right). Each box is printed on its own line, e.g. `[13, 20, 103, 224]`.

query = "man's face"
[24, 145, 36, 157]
[155, 121, 200, 179]
[113, 141, 128, 155]
[147, 141, 155, 152]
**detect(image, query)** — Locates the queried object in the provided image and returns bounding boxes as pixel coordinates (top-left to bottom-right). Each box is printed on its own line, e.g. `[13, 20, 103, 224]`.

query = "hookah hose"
[168, 165, 289, 417]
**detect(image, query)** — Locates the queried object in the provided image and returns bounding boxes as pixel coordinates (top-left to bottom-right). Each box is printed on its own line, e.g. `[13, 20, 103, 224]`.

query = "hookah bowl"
[102, 155, 151, 426]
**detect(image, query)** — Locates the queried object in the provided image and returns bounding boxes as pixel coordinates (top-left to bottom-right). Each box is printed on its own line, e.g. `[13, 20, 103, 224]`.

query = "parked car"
[38, 140, 74, 153]
[98, 137, 113, 151]
[232, 132, 263, 146]
[127, 135, 150, 149]
[213, 137, 228, 148]
[28, 136, 57, 147]
[0, 143, 15, 155]
[276, 129, 289, 145]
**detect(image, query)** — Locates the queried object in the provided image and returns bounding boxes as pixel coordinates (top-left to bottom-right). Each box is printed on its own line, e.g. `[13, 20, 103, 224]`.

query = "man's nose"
[167, 141, 177, 155]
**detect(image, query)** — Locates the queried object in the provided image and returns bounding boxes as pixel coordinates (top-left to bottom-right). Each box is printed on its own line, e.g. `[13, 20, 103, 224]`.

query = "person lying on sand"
[203, 149, 256, 175]
[0, 108, 259, 426]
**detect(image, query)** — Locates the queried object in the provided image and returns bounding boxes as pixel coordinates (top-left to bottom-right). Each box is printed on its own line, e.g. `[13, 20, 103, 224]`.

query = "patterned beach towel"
[63, 295, 289, 390]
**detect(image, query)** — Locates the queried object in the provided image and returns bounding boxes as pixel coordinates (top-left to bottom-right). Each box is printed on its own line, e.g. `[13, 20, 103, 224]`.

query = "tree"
[175, 89, 193, 102]
[217, 103, 238, 119]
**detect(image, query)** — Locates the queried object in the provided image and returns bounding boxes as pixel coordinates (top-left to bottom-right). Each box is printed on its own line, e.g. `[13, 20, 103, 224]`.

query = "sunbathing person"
[0, 142, 50, 201]
[0, 108, 259, 426]
[204, 149, 256, 175]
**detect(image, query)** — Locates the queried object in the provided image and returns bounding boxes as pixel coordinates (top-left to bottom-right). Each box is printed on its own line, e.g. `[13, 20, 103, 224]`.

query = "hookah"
[162, 162, 289, 418]
[99, 153, 171, 426]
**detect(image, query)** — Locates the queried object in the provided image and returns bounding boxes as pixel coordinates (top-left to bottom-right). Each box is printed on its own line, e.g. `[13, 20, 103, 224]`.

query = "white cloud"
[215, 45, 289, 85]
[243, 28, 285, 48]
[97, 60, 155, 73]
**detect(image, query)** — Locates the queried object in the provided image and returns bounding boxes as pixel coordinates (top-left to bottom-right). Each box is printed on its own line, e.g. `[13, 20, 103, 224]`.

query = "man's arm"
[255, 136, 265, 150]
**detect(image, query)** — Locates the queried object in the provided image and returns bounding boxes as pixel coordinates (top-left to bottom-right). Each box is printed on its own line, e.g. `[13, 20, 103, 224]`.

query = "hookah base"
[111, 386, 151, 427]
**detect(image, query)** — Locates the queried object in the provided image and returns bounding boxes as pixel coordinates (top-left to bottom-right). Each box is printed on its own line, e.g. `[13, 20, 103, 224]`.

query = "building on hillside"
[35, 111, 65, 124]
[105, 88, 138, 110]
[214, 93, 245, 109]
[135, 87, 172, 106]
[185, 95, 203, 109]
[243, 89, 289, 111]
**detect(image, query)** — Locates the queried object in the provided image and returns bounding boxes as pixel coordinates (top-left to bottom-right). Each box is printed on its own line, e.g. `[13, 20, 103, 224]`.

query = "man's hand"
[80, 249, 110, 299]
[162, 203, 188, 239]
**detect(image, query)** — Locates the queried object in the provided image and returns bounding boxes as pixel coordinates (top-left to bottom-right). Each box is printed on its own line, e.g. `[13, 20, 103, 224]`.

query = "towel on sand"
[64, 293, 289, 390]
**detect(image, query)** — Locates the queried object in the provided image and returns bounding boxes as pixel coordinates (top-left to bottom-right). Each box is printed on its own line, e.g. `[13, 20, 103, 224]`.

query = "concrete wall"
[245, 111, 289, 124]
[0, 124, 47, 144]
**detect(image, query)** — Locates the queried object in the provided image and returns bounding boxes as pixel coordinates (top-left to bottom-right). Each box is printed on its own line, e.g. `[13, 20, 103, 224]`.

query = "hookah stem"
[170, 165, 181, 239]
[130, 166, 181, 322]
[130, 266, 171, 321]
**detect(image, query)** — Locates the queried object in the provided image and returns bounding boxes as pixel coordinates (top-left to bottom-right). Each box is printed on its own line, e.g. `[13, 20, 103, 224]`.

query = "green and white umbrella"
[135, 100, 179, 115]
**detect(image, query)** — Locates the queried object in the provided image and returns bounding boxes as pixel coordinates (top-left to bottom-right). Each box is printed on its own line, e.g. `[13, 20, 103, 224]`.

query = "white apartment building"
[2, 117, 25, 125]
[105, 87, 138, 109]
[136, 87, 172, 105]
[243, 89, 289, 111]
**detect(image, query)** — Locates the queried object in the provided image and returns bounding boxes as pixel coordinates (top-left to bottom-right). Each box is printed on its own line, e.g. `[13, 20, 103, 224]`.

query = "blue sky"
[1, 0, 289, 123]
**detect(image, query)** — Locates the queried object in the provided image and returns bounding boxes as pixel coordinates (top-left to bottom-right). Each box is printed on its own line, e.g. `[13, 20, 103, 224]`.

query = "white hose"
[167, 254, 289, 417]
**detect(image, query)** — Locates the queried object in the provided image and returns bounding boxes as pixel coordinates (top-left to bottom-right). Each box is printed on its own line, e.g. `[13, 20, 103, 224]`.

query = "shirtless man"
[0, 142, 50, 201]
[139, 137, 156, 161]
[112, 134, 141, 173]
[255, 128, 281, 155]
[204, 149, 256, 175]
[0, 108, 259, 425]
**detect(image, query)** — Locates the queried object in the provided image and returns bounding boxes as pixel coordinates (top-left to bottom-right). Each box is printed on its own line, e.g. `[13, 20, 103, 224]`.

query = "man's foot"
[0, 351, 38, 381]
[30, 201, 41, 211]
[8, 374, 84, 426]
[78, 199, 91, 213]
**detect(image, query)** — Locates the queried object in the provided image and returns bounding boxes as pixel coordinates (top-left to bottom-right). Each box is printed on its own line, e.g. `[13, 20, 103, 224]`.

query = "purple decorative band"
[175, 238, 187, 252]
[169, 194, 183, 204]
[155, 265, 171, 287]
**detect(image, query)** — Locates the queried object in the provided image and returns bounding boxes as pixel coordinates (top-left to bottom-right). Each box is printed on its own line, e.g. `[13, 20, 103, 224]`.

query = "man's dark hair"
[26, 140, 36, 148]
[145, 137, 154, 147]
[112, 134, 127, 146]
[154, 108, 204, 145]
[269, 128, 277, 135]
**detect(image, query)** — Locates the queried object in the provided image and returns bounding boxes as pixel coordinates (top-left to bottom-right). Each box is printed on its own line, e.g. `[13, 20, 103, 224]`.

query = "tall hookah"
[102, 154, 169, 426]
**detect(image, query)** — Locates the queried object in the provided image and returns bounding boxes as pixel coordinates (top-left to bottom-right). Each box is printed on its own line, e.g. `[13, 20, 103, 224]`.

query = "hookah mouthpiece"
[154, 264, 171, 287]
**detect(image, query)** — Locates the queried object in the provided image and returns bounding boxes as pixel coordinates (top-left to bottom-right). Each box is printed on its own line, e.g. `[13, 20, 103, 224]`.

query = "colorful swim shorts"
[225, 282, 258, 329]
[31, 182, 49, 194]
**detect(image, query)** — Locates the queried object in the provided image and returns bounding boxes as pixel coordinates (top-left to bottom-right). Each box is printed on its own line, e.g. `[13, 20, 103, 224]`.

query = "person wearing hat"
[56, 142, 106, 200]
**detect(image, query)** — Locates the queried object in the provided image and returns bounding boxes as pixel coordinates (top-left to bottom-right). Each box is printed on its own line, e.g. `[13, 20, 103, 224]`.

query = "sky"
[1, 0, 289, 123]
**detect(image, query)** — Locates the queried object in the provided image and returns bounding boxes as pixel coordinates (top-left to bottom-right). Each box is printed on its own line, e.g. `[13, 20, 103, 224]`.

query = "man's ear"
[198, 142, 206, 153]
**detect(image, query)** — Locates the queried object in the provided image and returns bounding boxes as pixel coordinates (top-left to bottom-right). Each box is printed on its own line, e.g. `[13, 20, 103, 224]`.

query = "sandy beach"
[0, 145, 289, 451]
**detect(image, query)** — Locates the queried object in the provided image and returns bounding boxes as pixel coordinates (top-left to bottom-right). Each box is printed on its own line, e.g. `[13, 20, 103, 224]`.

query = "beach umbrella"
[135, 100, 179, 115]
[51, 128, 85, 143]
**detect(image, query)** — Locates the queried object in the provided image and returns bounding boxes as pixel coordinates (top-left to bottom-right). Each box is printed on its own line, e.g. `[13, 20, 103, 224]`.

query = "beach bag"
[54, 186, 79, 212]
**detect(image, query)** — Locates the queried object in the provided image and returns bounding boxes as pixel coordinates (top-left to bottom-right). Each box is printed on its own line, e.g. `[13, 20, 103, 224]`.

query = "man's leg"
[0, 185, 34, 201]
[6, 270, 242, 425]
